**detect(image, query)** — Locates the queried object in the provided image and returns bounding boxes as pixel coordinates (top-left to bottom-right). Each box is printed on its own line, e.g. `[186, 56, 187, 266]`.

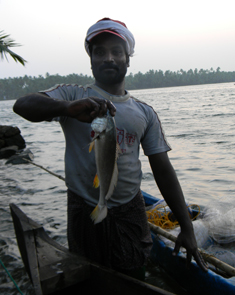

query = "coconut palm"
[0, 31, 27, 66]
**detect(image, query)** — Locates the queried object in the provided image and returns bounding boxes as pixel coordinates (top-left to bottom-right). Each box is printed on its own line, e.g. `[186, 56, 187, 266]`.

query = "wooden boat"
[10, 191, 235, 295]
[10, 202, 174, 295]
[143, 191, 235, 295]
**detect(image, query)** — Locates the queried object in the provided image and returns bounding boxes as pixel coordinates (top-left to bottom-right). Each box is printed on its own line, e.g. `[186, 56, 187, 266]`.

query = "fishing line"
[22, 158, 65, 181]
[0, 258, 24, 295]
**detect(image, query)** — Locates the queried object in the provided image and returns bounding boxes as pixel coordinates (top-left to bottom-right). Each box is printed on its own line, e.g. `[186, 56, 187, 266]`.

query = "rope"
[147, 202, 200, 229]
[0, 257, 24, 295]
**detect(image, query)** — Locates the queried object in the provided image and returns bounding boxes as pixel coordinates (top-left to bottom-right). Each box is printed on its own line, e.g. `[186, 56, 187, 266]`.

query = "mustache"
[99, 64, 119, 71]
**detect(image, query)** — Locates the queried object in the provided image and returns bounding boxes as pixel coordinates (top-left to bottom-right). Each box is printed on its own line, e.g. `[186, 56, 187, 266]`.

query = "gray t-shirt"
[42, 84, 171, 208]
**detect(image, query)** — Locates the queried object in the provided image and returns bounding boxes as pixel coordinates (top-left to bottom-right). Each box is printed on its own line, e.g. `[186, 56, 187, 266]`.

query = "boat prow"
[10, 203, 174, 295]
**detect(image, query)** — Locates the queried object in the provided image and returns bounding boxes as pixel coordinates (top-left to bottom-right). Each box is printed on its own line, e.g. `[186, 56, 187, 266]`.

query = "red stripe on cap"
[91, 29, 125, 41]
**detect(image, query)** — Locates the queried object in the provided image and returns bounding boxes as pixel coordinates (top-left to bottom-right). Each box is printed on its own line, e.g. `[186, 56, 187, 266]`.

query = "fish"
[89, 113, 120, 224]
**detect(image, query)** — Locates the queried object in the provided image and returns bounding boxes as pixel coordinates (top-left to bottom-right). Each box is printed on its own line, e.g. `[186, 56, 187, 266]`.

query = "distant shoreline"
[1, 81, 235, 101]
[1, 68, 235, 100]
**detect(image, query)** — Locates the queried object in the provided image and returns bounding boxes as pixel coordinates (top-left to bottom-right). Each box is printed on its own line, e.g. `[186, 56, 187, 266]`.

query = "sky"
[1, 0, 235, 79]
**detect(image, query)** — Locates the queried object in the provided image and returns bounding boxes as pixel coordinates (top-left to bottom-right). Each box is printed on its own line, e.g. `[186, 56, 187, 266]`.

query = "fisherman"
[13, 17, 208, 279]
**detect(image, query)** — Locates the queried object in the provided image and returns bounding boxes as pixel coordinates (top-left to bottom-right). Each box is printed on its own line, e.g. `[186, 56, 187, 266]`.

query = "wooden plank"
[39, 259, 90, 295]
[34, 228, 90, 295]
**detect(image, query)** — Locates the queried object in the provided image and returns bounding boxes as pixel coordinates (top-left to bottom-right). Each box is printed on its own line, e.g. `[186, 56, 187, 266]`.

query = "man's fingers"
[89, 97, 116, 117]
[174, 246, 208, 272]
[186, 252, 192, 268]
[173, 235, 208, 272]
[98, 100, 108, 116]
[89, 100, 101, 118]
[68, 97, 115, 123]
[193, 250, 208, 272]
[97, 99, 116, 117]
[172, 240, 181, 256]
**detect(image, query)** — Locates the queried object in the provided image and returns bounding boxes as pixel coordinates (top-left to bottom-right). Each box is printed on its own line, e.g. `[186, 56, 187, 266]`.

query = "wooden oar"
[148, 221, 235, 277]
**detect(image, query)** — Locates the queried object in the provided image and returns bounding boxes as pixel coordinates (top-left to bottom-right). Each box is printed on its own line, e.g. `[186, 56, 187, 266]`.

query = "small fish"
[89, 113, 120, 224]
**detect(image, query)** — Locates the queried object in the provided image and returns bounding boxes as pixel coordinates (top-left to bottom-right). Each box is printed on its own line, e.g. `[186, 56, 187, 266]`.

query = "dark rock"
[4, 126, 20, 137]
[0, 125, 26, 152]
[5, 134, 26, 150]
[0, 145, 19, 159]
[0, 139, 5, 149]
[5, 149, 34, 165]
[0, 126, 19, 138]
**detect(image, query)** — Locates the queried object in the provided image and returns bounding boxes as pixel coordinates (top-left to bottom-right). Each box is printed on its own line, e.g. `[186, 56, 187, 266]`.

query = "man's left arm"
[148, 152, 208, 272]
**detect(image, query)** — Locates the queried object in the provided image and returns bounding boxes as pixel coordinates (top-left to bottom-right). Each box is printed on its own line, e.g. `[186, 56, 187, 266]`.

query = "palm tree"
[0, 31, 27, 66]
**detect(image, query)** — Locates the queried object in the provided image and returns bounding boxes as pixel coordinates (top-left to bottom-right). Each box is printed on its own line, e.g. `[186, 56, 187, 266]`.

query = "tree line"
[1, 67, 235, 100]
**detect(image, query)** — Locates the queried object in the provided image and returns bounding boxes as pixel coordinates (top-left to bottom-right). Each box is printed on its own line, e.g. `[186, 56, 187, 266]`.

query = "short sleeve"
[141, 107, 171, 156]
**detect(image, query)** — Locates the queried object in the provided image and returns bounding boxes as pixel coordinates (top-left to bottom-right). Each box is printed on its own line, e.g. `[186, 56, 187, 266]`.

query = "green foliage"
[0, 73, 94, 100]
[1, 68, 235, 100]
[0, 31, 27, 66]
[125, 68, 235, 90]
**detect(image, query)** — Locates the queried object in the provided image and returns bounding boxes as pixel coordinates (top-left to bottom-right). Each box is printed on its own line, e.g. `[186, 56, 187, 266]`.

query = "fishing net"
[201, 197, 235, 244]
[146, 197, 235, 269]
[146, 199, 200, 230]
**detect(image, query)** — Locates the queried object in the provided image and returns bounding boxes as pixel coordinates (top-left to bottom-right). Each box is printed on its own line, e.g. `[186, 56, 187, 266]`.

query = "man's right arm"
[13, 93, 69, 122]
[13, 93, 116, 123]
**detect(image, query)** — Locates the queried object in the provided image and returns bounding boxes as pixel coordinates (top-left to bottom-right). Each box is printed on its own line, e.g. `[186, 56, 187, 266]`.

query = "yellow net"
[147, 202, 200, 229]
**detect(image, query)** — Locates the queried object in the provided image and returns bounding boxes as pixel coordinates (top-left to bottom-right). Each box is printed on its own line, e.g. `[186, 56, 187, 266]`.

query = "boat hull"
[10, 202, 174, 295]
[10, 191, 235, 295]
[142, 191, 235, 295]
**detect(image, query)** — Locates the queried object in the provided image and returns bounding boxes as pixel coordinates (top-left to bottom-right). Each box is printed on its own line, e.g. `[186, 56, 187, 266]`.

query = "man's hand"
[173, 229, 208, 272]
[66, 97, 116, 123]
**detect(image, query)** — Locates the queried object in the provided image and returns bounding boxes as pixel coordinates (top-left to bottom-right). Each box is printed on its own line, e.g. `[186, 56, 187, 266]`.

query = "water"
[0, 82, 235, 294]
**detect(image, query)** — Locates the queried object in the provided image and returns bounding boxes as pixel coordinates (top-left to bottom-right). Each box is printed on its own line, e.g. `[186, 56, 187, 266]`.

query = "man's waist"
[67, 187, 140, 208]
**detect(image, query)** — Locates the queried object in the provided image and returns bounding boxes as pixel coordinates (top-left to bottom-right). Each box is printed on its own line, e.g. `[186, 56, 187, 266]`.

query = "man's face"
[90, 34, 129, 85]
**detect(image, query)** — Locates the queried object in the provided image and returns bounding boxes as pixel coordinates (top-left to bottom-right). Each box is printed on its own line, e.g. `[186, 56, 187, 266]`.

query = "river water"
[0, 82, 235, 294]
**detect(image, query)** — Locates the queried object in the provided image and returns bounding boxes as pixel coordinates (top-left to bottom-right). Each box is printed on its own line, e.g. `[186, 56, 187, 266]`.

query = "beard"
[92, 63, 127, 85]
